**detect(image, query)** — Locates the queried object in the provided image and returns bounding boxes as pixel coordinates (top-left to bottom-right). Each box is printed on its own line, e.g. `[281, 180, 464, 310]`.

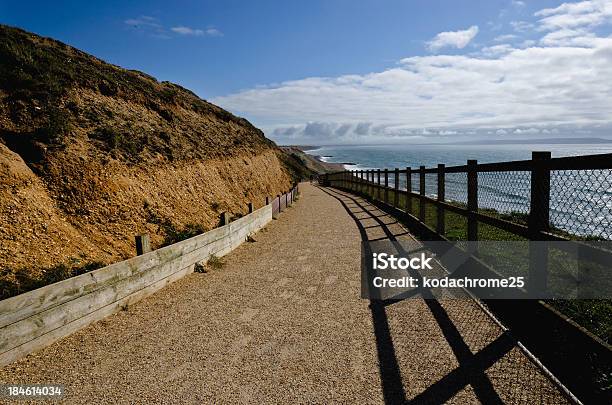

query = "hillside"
[0, 25, 310, 297]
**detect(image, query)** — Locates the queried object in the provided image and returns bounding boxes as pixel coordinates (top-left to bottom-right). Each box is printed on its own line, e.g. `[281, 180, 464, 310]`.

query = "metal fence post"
[248, 202, 254, 213]
[406, 167, 412, 214]
[384, 169, 389, 204]
[278, 194, 282, 212]
[265, 196, 270, 205]
[394, 168, 400, 207]
[467, 160, 478, 247]
[419, 166, 426, 222]
[437, 164, 445, 235]
[529, 151, 551, 296]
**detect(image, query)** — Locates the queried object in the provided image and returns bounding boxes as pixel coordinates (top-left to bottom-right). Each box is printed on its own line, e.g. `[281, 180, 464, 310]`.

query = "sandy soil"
[0, 183, 568, 404]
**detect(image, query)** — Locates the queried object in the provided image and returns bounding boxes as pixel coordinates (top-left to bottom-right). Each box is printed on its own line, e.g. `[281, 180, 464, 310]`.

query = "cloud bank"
[212, 1, 612, 144]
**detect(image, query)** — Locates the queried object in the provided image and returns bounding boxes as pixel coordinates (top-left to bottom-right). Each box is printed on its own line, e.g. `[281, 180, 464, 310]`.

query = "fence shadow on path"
[317, 185, 519, 405]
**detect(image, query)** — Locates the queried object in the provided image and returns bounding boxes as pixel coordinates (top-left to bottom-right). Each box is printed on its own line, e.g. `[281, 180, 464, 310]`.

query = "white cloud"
[171, 26, 205, 36]
[511, 20, 535, 32]
[205, 27, 223, 37]
[520, 39, 537, 47]
[212, 2, 612, 144]
[124, 16, 160, 28]
[480, 44, 514, 56]
[171, 26, 223, 37]
[535, 0, 612, 31]
[427, 26, 479, 52]
[512, 0, 526, 7]
[494, 34, 519, 42]
[125, 16, 223, 39]
[514, 127, 540, 134]
[124, 16, 169, 38]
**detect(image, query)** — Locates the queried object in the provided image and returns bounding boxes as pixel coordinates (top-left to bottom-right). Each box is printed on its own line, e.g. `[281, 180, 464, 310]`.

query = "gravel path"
[0, 183, 569, 404]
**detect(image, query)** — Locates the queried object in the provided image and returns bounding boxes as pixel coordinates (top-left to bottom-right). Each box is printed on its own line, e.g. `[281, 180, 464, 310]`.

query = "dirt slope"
[0, 25, 307, 297]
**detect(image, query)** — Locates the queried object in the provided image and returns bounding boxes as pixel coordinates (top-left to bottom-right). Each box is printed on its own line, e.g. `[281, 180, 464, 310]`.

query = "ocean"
[307, 143, 612, 239]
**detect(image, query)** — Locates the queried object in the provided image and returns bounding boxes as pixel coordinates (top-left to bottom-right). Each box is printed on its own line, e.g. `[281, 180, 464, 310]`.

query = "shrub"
[207, 254, 225, 270]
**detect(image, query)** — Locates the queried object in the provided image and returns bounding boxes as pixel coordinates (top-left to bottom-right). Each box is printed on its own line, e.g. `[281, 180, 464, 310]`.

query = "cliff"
[0, 25, 309, 297]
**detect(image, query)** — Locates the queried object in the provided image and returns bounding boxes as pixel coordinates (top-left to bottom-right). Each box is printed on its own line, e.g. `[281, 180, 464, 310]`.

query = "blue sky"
[2, 1, 612, 144]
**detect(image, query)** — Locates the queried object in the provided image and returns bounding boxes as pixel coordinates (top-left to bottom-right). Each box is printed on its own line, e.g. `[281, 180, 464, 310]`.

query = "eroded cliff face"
[0, 25, 301, 295]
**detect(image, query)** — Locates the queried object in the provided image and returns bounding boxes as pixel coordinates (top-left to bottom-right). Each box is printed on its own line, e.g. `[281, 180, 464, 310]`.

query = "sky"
[1, 0, 611, 145]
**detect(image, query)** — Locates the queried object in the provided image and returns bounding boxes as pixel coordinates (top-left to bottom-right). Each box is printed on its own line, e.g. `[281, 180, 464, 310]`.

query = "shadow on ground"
[318, 186, 519, 405]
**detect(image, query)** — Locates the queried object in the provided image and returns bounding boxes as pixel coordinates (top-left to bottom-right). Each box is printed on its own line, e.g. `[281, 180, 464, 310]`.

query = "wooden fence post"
[135, 234, 151, 256]
[419, 166, 426, 222]
[394, 168, 400, 207]
[360, 170, 364, 194]
[529, 151, 551, 296]
[437, 164, 445, 235]
[220, 212, 231, 226]
[467, 160, 478, 246]
[384, 169, 389, 203]
[406, 167, 412, 214]
[248, 202, 254, 213]
[377, 169, 381, 200]
[266, 196, 270, 205]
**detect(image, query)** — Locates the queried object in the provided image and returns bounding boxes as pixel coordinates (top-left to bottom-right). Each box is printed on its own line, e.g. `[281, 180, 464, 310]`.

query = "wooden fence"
[322, 154, 612, 403]
[0, 185, 299, 366]
[323, 151, 612, 242]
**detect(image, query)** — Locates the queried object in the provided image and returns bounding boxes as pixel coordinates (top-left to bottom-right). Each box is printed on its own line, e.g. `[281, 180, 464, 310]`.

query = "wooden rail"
[322, 152, 612, 270]
[322, 154, 612, 403]
[0, 184, 299, 366]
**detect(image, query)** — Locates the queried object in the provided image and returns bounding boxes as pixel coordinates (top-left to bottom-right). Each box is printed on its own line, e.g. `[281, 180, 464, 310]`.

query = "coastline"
[280, 145, 347, 173]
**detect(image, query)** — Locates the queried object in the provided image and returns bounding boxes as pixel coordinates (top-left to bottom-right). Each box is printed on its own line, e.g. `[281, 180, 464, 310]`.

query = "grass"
[144, 207, 207, 247]
[350, 183, 612, 344]
[193, 255, 225, 273]
[162, 223, 207, 247]
[207, 254, 225, 270]
[0, 260, 105, 300]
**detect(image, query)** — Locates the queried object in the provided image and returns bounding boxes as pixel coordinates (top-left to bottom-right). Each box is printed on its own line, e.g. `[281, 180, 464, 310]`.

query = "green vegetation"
[161, 222, 207, 247]
[550, 299, 612, 343]
[0, 260, 104, 300]
[89, 126, 144, 160]
[144, 207, 207, 247]
[207, 254, 225, 270]
[352, 184, 612, 344]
